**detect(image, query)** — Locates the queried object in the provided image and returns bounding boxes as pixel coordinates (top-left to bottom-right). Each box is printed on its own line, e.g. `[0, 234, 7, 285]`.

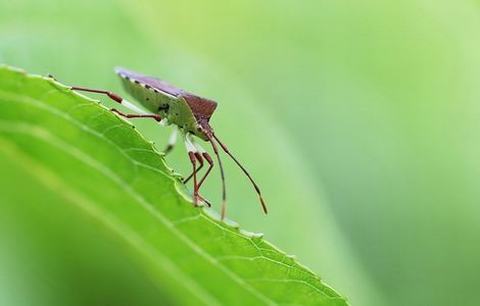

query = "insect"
[68, 67, 267, 219]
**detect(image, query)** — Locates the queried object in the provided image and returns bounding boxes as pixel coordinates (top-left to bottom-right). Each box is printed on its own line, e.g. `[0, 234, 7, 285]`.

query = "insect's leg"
[163, 127, 178, 155]
[182, 137, 212, 207]
[46, 74, 57, 81]
[183, 152, 204, 183]
[110, 108, 162, 121]
[197, 194, 212, 208]
[197, 152, 214, 190]
[189, 139, 214, 190]
[183, 136, 206, 183]
[70, 86, 163, 121]
[185, 134, 200, 205]
[71, 86, 126, 106]
[186, 152, 213, 207]
[187, 151, 199, 205]
[182, 152, 214, 208]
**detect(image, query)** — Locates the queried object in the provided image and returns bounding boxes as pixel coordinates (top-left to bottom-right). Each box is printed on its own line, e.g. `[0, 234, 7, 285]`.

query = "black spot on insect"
[134, 80, 140, 84]
[145, 84, 151, 89]
[146, 97, 150, 101]
[157, 104, 169, 112]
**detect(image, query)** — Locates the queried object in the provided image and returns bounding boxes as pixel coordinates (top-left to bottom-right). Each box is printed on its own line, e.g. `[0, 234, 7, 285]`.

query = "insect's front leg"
[184, 137, 214, 207]
[185, 134, 200, 205]
[187, 138, 214, 190]
[163, 127, 178, 155]
[197, 152, 214, 190]
[183, 152, 204, 183]
[184, 133, 214, 207]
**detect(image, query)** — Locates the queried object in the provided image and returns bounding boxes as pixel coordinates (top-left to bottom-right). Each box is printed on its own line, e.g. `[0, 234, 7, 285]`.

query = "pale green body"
[118, 76, 206, 140]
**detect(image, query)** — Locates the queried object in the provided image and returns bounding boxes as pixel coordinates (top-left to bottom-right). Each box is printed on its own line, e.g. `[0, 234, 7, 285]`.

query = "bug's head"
[182, 93, 267, 219]
[196, 119, 214, 138]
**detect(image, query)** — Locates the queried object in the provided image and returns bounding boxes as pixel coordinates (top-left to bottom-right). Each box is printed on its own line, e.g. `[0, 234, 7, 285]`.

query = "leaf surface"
[0, 66, 348, 306]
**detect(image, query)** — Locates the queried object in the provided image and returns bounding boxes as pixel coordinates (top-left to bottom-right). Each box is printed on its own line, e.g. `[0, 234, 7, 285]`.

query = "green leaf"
[0, 65, 348, 306]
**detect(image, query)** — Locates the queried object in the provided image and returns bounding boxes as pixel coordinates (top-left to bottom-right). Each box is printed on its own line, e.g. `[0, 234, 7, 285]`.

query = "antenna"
[207, 135, 228, 219]
[212, 134, 268, 215]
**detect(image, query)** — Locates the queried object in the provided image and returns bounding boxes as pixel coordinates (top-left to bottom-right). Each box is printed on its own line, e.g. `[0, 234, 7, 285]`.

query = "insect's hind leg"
[70, 86, 162, 122]
[71, 86, 124, 106]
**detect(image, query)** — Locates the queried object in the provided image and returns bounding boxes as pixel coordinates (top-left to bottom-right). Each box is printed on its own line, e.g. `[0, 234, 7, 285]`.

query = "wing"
[115, 67, 184, 97]
[115, 67, 217, 121]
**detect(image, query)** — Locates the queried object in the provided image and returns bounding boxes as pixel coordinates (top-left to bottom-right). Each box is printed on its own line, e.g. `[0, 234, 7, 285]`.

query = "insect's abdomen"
[119, 77, 177, 116]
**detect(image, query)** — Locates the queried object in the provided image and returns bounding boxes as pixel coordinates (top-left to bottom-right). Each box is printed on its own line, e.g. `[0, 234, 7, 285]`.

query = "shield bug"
[69, 67, 267, 219]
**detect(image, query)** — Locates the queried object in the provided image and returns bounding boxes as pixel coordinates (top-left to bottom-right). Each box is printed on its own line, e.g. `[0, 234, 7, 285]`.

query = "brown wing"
[115, 67, 184, 97]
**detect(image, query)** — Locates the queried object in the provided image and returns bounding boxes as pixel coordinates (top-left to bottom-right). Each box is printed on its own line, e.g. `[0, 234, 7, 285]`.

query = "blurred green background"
[1, 0, 480, 305]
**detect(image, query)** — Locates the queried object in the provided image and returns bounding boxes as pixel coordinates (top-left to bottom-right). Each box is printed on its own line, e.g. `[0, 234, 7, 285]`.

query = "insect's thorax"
[119, 77, 208, 140]
[168, 98, 208, 140]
